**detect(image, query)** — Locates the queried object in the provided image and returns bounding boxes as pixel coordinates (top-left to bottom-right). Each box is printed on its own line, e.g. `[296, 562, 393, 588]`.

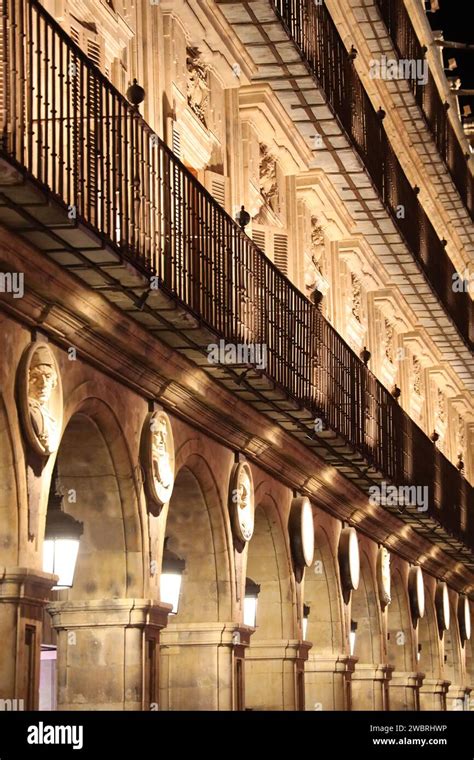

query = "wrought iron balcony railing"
[0, 0, 472, 552]
[376, 0, 474, 222]
[271, 0, 473, 350]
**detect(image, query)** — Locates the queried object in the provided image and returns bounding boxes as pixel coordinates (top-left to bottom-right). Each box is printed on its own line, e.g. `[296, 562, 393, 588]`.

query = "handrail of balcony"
[271, 0, 473, 351]
[376, 0, 474, 222]
[0, 0, 472, 551]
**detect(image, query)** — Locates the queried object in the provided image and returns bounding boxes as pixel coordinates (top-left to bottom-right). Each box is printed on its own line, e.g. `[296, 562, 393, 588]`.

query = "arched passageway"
[387, 566, 418, 710]
[159, 458, 234, 710]
[244, 493, 298, 710]
[40, 401, 149, 711]
[302, 520, 347, 710]
[350, 550, 386, 710]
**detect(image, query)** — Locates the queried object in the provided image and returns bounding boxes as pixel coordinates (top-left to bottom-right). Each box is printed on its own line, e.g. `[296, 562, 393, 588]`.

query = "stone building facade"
[0, 0, 473, 711]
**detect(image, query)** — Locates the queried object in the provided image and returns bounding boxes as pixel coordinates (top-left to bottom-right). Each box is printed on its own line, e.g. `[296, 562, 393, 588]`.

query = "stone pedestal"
[48, 598, 171, 710]
[0, 567, 56, 709]
[159, 623, 251, 711]
[245, 639, 309, 711]
[389, 671, 424, 710]
[446, 685, 471, 711]
[304, 654, 356, 711]
[419, 679, 449, 711]
[351, 664, 393, 710]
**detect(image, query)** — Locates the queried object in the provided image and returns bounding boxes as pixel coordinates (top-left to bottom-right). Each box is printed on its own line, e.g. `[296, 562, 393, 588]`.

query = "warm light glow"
[349, 629, 356, 656]
[43, 538, 80, 589]
[303, 616, 308, 640]
[244, 595, 258, 627]
[160, 572, 183, 614]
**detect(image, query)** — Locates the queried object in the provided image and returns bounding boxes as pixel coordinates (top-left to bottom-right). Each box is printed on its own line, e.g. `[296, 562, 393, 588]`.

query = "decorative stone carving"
[457, 414, 465, 456]
[436, 388, 446, 425]
[338, 527, 360, 603]
[141, 411, 175, 515]
[289, 496, 315, 575]
[377, 546, 391, 608]
[383, 318, 394, 363]
[18, 342, 63, 456]
[310, 215, 324, 263]
[258, 143, 278, 211]
[186, 47, 209, 125]
[228, 461, 254, 546]
[412, 355, 421, 395]
[408, 566, 425, 625]
[351, 273, 362, 322]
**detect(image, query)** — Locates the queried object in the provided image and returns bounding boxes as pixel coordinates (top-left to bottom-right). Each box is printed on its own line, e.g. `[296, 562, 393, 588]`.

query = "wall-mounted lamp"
[160, 538, 185, 614]
[43, 469, 83, 590]
[303, 603, 311, 640]
[350, 620, 358, 656]
[417, 643, 422, 662]
[244, 577, 260, 628]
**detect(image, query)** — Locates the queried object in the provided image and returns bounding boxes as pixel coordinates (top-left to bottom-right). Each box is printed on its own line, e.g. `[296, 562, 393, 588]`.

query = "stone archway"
[350, 548, 387, 710]
[387, 565, 419, 710]
[303, 518, 348, 710]
[158, 453, 235, 711]
[244, 486, 298, 711]
[444, 593, 469, 710]
[418, 583, 446, 710]
[42, 397, 159, 711]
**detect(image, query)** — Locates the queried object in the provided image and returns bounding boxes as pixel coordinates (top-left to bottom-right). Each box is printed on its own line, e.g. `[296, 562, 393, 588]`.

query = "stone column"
[304, 654, 356, 711]
[351, 664, 393, 710]
[389, 671, 424, 710]
[48, 598, 170, 710]
[245, 639, 308, 711]
[446, 685, 472, 711]
[419, 679, 450, 711]
[159, 623, 250, 711]
[0, 567, 56, 709]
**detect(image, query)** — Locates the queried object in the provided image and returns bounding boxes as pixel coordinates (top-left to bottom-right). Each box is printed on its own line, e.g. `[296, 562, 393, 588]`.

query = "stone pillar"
[159, 623, 250, 711]
[419, 679, 450, 711]
[304, 654, 355, 711]
[0, 567, 56, 709]
[351, 664, 393, 710]
[389, 671, 424, 710]
[245, 639, 308, 711]
[48, 598, 170, 710]
[446, 685, 471, 711]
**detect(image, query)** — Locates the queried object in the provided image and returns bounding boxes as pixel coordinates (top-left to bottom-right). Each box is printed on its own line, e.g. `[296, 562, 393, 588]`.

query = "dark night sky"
[427, 0, 474, 119]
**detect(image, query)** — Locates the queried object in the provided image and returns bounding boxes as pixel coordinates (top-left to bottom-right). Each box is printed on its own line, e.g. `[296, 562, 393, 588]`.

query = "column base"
[48, 598, 171, 710]
[389, 671, 424, 710]
[419, 679, 450, 711]
[160, 622, 249, 711]
[351, 663, 393, 710]
[304, 654, 356, 711]
[245, 638, 309, 711]
[0, 567, 56, 708]
[446, 685, 472, 711]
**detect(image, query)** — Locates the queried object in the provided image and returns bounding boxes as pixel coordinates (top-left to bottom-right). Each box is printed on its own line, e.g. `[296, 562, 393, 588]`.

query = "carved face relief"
[377, 546, 391, 608]
[229, 462, 254, 545]
[141, 411, 175, 515]
[19, 343, 62, 456]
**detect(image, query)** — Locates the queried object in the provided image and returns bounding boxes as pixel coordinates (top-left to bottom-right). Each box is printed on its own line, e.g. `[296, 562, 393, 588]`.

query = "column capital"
[390, 671, 425, 688]
[0, 566, 57, 605]
[161, 621, 247, 648]
[47, 598, 171, 630]
[244, 638, 309, 662]
[351, 663, 394, 682]
[420, 678, 451, 695]
[306, 653, 357, 675]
